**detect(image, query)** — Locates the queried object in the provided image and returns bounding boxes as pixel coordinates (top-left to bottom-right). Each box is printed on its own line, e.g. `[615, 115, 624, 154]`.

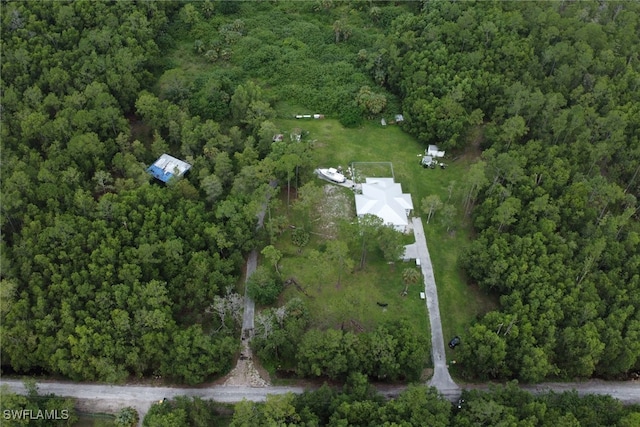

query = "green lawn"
[273, 117, 497, 374]
[269, 183, 429, 334]
[277, 231, 429, 333]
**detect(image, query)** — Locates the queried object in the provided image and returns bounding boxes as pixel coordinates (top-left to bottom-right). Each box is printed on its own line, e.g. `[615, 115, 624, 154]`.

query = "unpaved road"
[519, 380, 640, 404]
[0, 379, 304, 424]
[377, 379, 640, 405]
[2, 378, 638, 415]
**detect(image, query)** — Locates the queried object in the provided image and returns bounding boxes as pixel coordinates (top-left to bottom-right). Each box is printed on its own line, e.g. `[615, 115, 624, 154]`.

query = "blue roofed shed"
[147, 154, 192, 183]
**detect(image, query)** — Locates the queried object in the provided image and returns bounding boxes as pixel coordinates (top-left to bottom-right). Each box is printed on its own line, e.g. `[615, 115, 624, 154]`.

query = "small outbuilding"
[427, 145, 445, 158]
[147, 154, 192, 183]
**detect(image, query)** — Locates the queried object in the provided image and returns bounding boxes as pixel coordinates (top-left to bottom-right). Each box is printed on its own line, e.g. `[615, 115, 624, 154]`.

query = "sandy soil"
[319, 184, 354, 238]
[221, 340, 270, 387]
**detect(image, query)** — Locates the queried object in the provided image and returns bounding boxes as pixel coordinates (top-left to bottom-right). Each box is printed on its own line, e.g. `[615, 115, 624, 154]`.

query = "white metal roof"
[355, 178, 413, 228]
[427, 145, 445, 158]
[147, 154, 192, 183]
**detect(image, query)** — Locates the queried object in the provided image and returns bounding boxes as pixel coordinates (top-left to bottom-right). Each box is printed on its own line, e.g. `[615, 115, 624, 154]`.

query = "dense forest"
[0, 1, 267, 384]
[380, 1, 640, 381]
[252, 297, 428, 382]
[142, 378, 640, 427]
[0, 0, 419, 384]
[2, 0, 639, 386]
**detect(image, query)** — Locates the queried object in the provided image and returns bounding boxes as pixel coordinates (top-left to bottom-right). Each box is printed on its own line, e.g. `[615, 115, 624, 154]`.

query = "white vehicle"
[421, 155, 434, 168]
[317, 167, 346, 183]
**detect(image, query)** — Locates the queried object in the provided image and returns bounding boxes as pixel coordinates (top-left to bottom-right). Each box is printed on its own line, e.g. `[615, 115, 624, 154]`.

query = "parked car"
[448, 336, 461, 349]
[421, 155, 434, 168]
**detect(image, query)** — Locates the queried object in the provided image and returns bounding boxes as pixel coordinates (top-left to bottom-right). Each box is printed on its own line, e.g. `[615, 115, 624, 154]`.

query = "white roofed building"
[355, 178, 414, 232]
[427, 145, 445, 158]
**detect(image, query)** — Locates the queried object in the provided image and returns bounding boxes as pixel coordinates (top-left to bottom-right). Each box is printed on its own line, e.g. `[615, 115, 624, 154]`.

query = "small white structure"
[427, 145, 446, 158]
[420, 292, 426, 300]
[355, 178, 414, 232]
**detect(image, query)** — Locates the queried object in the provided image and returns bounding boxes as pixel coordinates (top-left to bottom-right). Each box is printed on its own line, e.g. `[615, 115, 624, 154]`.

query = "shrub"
[338, 102, 363, 128]
[247, 265, 283, 305]
[291, 228, 310, 250]
[115, 407, 139, 427]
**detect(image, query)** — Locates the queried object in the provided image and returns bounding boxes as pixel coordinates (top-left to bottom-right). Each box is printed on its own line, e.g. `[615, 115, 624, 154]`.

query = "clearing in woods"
[274, 117, 497, 372]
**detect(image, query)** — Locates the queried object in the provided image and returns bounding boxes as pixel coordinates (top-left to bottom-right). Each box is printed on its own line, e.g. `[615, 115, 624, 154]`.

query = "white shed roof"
[427, 145, 445, 158]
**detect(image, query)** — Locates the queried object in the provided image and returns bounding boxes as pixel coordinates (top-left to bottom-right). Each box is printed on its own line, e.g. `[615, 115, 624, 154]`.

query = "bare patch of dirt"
[280, 186, 298, 202]
[318, 185, 354, 238]
[221, 341, 270, 387]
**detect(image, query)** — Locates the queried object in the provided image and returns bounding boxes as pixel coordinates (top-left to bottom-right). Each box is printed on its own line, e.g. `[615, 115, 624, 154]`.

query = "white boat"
[317, 167, 346, 183]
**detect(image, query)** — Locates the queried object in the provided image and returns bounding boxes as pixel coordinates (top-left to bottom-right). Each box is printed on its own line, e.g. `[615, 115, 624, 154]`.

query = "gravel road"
[0, 379, 305, 424]
[2, 378, 638, 418]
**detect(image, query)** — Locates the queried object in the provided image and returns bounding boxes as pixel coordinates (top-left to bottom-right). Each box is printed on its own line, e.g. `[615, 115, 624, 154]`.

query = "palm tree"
[333, 19, 344, 43]
[333, 19, 351, 43]
[401, 268, 421, 296]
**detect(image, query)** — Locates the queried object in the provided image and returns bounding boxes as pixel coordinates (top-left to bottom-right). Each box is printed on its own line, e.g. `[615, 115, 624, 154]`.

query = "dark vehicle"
[448, 336, 461, 349]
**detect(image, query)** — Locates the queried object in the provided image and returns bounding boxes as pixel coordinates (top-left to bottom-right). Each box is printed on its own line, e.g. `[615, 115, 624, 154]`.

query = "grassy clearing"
[159, 41, 209, 79]
[351, 161, 395, 182]
[279, 248, 430, 333]
[274, 117, 497, 374]
[274, 117, 455, 211]
[271, 183, 429, 333]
